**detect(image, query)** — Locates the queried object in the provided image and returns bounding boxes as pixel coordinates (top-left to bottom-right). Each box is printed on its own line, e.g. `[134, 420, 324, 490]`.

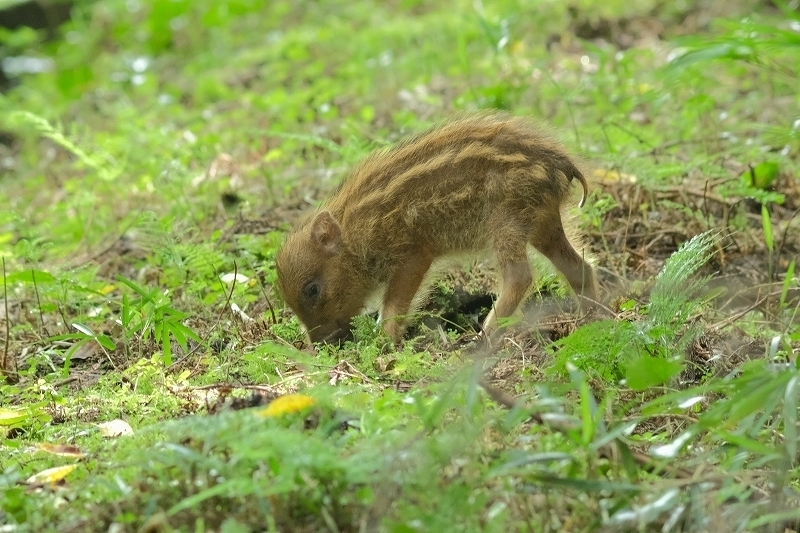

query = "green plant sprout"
[116, 276, 202, 365]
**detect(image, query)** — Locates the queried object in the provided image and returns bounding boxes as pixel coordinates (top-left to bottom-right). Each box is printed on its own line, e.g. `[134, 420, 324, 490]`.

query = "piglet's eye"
[303, 282, 320, 301]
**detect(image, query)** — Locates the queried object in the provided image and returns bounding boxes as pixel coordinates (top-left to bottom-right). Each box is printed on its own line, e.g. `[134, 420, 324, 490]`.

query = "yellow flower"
[257, 394, 316, 417]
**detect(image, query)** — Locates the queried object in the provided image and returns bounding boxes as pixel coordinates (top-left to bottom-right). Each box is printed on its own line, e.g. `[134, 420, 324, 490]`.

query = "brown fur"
[275, 113, 599, 344]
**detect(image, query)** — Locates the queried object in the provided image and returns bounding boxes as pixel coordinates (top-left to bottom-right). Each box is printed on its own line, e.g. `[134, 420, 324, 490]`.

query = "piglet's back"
[324, 114, 587, 255]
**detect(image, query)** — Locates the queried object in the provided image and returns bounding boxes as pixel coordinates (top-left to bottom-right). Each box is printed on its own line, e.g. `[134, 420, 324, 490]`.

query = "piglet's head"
[276, 211, 363, 344]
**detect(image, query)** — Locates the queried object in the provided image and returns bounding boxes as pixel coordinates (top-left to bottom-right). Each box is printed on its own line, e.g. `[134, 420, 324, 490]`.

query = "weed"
[48, 323, 115, 377]
[117, 276, 202, 365]
[551, 231, 717, 387]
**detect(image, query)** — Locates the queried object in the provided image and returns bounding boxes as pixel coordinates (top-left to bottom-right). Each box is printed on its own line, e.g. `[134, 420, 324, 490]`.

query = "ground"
[0, 0, 799, 532]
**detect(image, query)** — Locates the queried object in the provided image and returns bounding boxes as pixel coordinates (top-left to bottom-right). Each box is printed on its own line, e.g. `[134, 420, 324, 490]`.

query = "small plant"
[269, 315, 304, 344]
[48, 323, 115, 377]
[643, 356, 800, 468]
[116, 276, 202, 365]
[762, 202, 776, 280]
[8, 111, 120, 182]
[666, 3, 800, 78]
[350, 314, 388, 345]
[551, 231, 717, 387]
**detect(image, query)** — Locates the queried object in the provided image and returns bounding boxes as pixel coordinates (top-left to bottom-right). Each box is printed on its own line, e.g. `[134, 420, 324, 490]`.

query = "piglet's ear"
[310, 211, 342, 255]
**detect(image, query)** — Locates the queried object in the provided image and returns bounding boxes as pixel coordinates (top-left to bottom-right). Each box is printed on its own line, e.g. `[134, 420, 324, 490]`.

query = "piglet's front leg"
[380, 250, 434, 342]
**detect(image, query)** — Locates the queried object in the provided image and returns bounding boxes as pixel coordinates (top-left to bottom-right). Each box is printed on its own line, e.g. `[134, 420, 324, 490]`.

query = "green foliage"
[625, 355, 684, 391]
[719, 166, 786, 206]
[0, 379, 513, 532]
[666, 4, 800, 74]
[117, 276, 202, 365]
[644, 358, 800, 465]
[548, 319, 637, 381]
[647, 231, 716, 330]
[780, 259, 796, 309]
[0, 403, 51, 433]
[749, 160, 781, 190]
[350, 314, 388, 345]
[8, 111, 120, 181]
[1, 269, 55, 284]
[48, 323, 115, 376]
[663, 4, 800, 153]
[269, 316, 305, 345]
[552, 231, 717, 386]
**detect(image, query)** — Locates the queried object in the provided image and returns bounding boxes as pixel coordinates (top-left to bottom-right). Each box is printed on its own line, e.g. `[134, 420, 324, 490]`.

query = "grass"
[1, 0, 799, 531]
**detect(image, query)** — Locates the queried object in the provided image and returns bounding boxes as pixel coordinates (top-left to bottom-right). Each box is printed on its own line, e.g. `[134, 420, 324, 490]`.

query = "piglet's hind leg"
[531, 219, 598, 303]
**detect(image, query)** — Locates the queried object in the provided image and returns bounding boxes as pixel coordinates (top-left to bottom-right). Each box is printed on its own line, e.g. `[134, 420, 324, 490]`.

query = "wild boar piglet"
[276, 113, 599, 344]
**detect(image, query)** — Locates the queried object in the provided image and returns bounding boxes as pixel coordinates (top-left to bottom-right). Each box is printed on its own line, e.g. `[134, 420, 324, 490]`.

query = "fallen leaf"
[374, 356, 397, 373]
[97, 419, 134, 437]
[69, 341, 100, 361]
[220, 272, 250, 284]
[26, 464, 78, 485]
[36, 444, 86, 458]
[593, 168, 637, 184]
[0, 408, 27, 426]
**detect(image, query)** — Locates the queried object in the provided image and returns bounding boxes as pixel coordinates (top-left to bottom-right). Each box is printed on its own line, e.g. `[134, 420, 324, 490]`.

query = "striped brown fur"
[276, 113, 598, 344]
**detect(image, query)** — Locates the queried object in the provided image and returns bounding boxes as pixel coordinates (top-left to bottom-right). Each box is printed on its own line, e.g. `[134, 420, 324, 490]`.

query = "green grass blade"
[761, 204, 774, 252]
[780, 259, 796, 308]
